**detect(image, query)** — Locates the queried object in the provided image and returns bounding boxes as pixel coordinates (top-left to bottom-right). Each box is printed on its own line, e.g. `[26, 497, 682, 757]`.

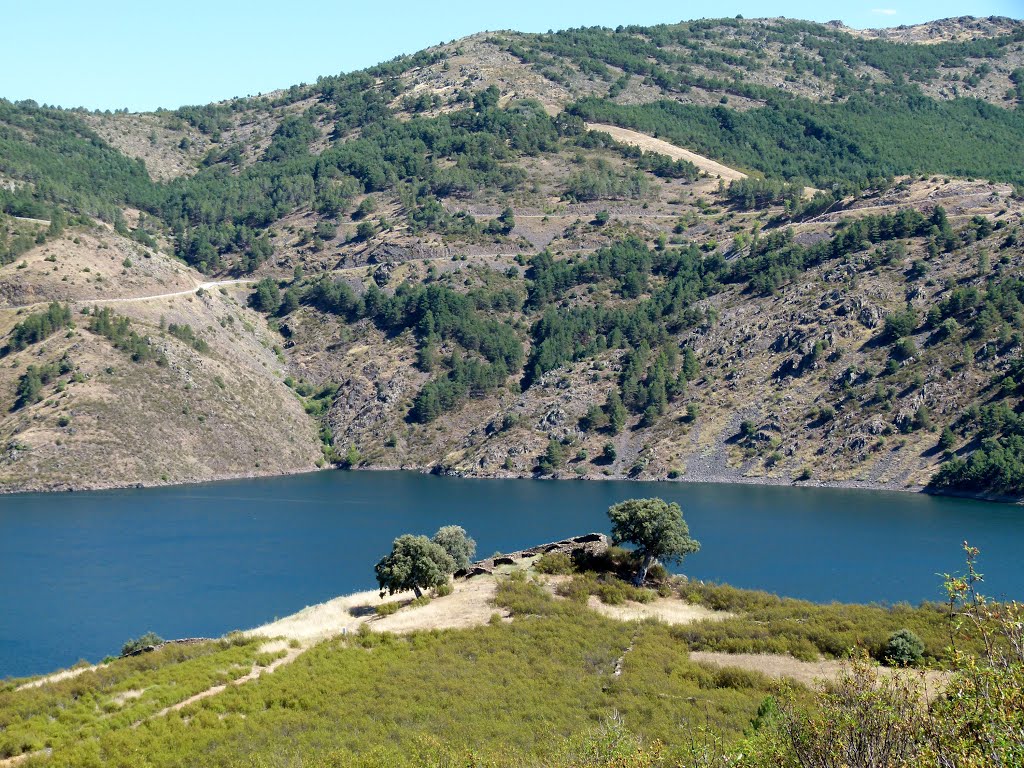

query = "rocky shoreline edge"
[1, 463, 1019, 505]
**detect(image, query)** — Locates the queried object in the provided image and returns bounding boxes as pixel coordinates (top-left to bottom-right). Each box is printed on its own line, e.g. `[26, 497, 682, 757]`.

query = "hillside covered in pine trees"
[2, 15, 1024, 498]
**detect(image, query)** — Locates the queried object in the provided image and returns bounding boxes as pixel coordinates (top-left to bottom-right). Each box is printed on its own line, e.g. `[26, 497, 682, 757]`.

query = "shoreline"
[1, 461, 1020, 505]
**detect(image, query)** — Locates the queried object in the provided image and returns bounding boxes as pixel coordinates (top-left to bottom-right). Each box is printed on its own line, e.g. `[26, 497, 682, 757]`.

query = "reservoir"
[1, 470, 1020, 678]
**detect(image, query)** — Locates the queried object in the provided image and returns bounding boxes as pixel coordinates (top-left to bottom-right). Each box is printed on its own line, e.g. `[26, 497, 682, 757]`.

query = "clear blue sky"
[1, 0, 1019, 112]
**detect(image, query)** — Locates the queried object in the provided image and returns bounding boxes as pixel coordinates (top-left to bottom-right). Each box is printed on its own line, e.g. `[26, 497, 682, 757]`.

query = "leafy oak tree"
[607, 498, 700, 585]
[432, 525, 476, 570]
[375, 534, 456, 598]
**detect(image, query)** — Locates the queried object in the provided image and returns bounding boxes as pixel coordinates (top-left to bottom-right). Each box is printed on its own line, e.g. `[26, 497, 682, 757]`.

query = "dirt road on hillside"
[585, 123, 748, 181]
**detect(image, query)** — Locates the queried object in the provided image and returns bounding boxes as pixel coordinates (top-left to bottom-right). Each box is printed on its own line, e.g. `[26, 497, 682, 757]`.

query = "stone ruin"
[122, 637, 214, 657]
[455, 533, 609, 578]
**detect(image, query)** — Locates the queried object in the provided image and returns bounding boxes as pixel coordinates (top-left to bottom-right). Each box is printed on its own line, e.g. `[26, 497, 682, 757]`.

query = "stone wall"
[457, 533, 609, 577]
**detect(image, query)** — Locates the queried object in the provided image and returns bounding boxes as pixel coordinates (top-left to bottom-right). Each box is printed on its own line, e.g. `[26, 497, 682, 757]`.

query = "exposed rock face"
[371, 263, 393, 286]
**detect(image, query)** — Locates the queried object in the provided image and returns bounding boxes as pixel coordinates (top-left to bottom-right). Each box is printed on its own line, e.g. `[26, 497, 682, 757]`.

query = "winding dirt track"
[87, 279, 255, 306]
[0, 279, 255, 313]
[141, 642, 305, 724]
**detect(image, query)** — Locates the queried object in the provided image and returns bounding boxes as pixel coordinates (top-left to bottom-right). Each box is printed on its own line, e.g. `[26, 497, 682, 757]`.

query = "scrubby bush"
[120, 631, 164, 656]
[884, 628, 925, 666]
[496, 569, 563, 616]
[166, 323, 210, 353]
[742, 545, 1024, 767]
[646, 563, 669, 582]
[433, 582, 454, 598]
[555, 576, 592, 604]
[556, 572, 657, 606]
[253, 651, 287, 667]
[534, 551, 574, 575]
[594, 580, 628, 605]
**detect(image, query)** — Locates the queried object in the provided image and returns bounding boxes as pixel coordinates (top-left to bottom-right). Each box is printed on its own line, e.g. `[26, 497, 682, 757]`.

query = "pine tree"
[606, 389, 627, 435]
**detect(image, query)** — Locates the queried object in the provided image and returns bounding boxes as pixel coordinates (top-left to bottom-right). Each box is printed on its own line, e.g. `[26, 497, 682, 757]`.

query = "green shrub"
[884, 628, 925, 667]
[120, 631, 164, 656]
[253, 651, 286, 667]
[594, 580, 628, 605]
[433, 582, 454, 597]
[555, 577, 591, 604]
[556, 572, 658, 606]
[631, 588, 656, 604]
[167, 323, 210, 353]
[375, 601, 401, 617]
[708, 664, 771, 691]
[534, 551, 574, 575]
[497, 571, 562, 616]
[646, 563, 669, 582]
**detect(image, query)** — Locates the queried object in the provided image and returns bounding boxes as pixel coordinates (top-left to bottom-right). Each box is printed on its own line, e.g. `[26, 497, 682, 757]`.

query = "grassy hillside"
[1, 546, 1016, 767]
[1, 16, 1024, 496]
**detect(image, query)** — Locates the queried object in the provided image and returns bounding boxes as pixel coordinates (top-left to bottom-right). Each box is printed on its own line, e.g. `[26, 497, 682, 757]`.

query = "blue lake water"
[1, 470, 1020, 678]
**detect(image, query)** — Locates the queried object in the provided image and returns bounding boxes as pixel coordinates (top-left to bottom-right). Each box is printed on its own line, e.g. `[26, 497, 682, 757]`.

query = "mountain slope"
[0, 219, 319, 491]
[1, 15, 1023, 496]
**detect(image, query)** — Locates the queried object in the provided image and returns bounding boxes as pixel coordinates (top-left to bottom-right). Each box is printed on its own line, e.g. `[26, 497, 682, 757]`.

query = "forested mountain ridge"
[2, 16, 1024, 497]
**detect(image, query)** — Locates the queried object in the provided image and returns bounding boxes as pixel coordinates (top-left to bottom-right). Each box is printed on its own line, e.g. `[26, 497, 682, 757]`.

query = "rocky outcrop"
[122, 638, 215, 657]
[461, 533, 610, 576]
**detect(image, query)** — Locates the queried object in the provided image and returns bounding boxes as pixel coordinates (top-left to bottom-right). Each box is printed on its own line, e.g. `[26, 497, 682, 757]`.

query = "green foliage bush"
[740, 544, 1024, 768]
[433, 581, 454, 597]
[533, 551, 575, 575]
[37, 595, 773, 766]
[120, 631, 164, 656]
[555, 573, 657, 606]
[884, 627, 925, 667]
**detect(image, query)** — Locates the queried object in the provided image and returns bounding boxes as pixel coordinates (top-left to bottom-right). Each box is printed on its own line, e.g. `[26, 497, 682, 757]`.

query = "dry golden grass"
[247, 577, 503, 643]
[690, 650, 951, 694]
[585, 123, 748, 181]
[586, 595, 731, 625]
